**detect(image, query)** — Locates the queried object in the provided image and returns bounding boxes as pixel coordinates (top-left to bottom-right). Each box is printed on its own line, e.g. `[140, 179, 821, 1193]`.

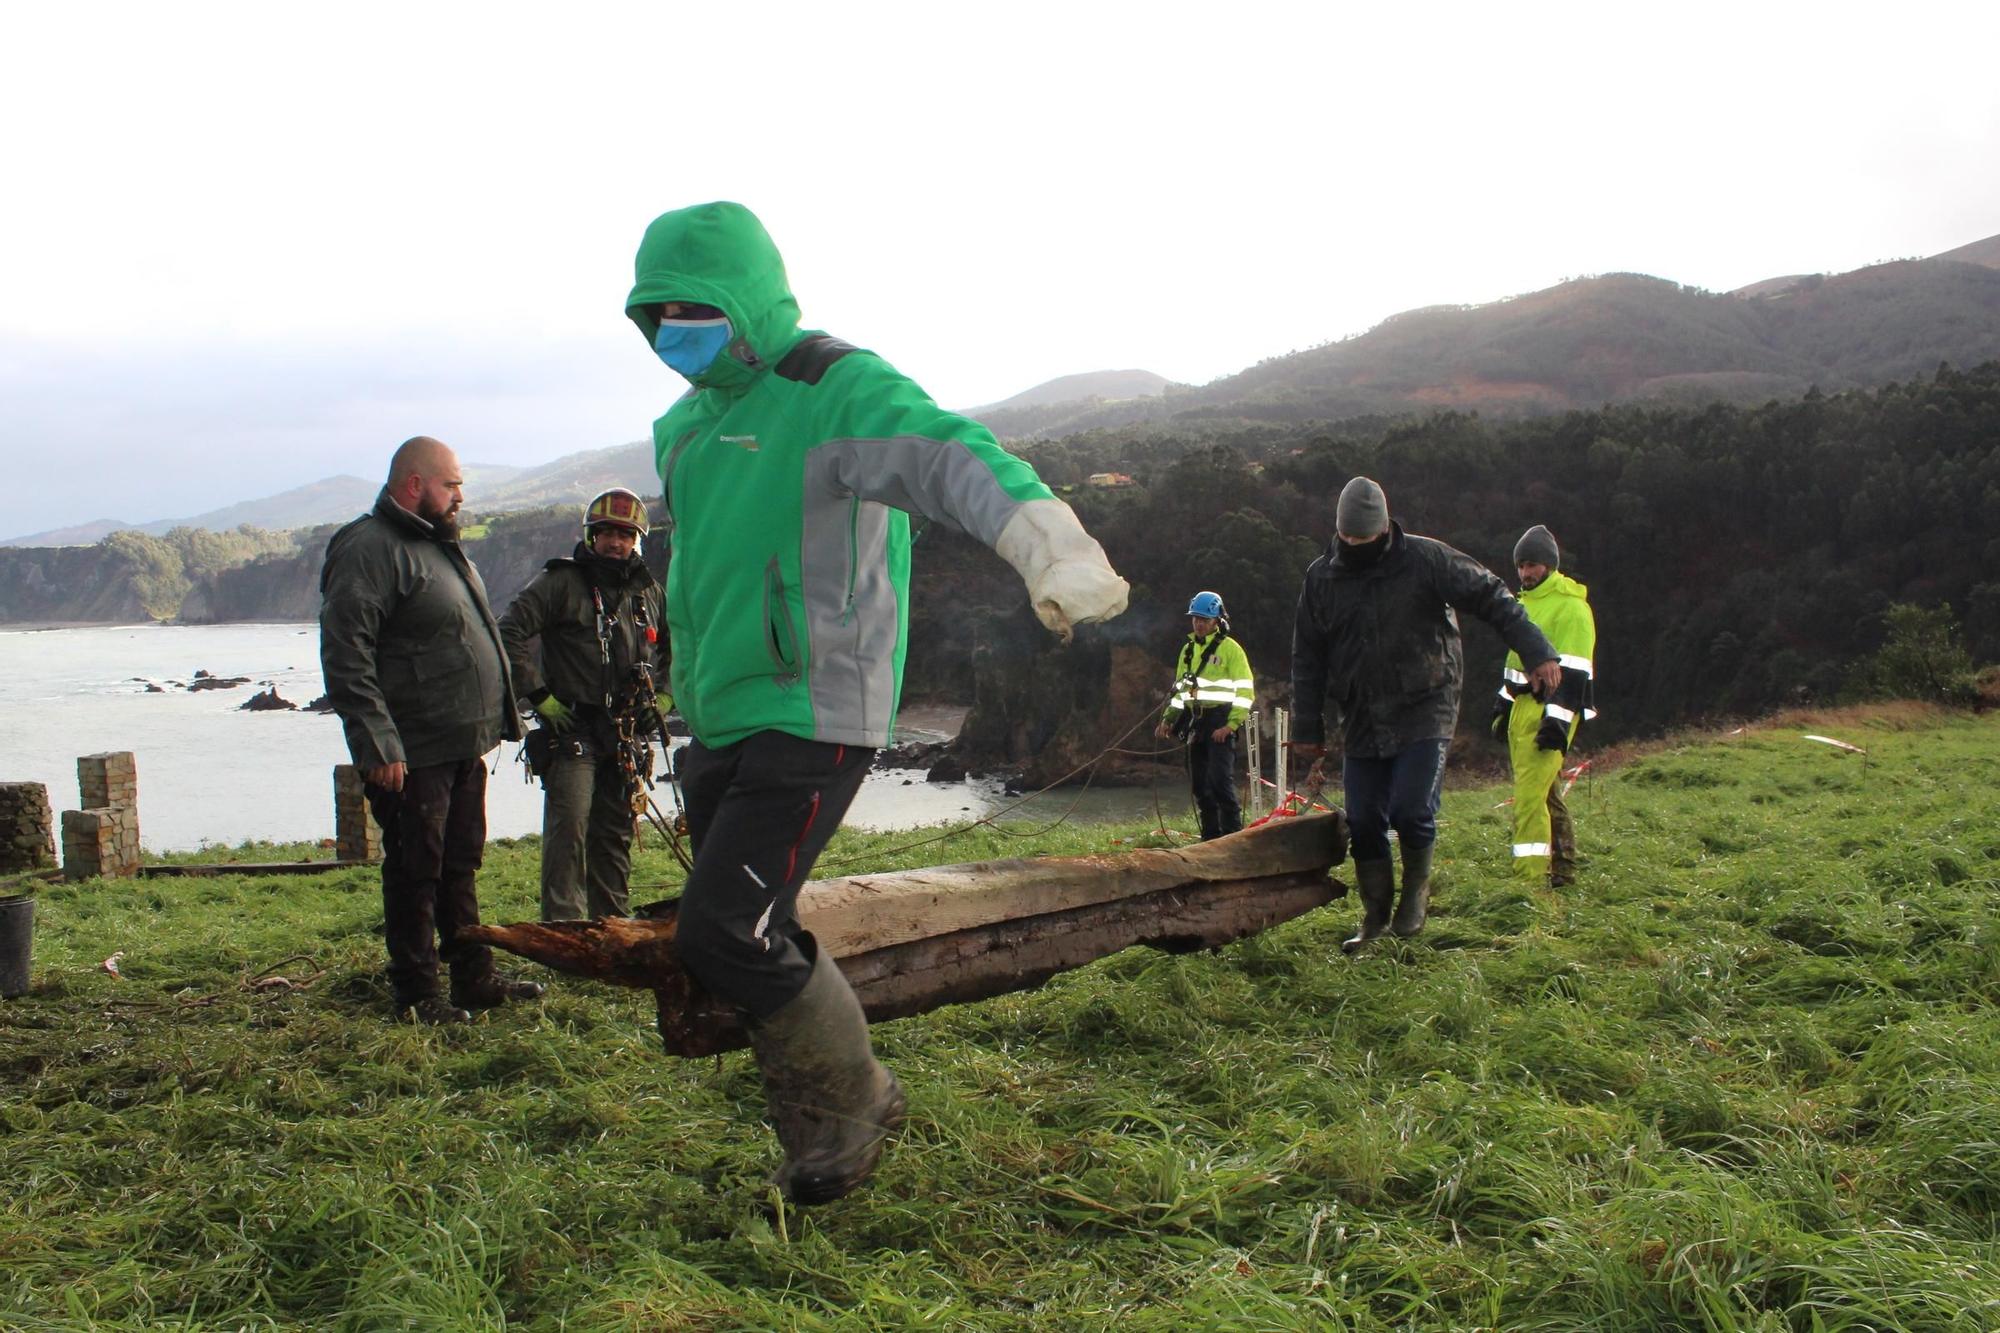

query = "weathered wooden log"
[140, 859, 375, 878]
[464, 811, 1347, 1057]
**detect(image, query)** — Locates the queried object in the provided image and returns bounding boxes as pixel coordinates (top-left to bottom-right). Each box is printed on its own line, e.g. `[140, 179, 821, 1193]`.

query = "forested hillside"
[6, 366, 1995, 769]
[959, 361, 2000, 758]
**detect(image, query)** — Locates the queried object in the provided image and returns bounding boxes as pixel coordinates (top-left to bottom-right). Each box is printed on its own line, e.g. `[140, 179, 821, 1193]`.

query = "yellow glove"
[655, 691, 674, 717]
[535, 695, 576, 733]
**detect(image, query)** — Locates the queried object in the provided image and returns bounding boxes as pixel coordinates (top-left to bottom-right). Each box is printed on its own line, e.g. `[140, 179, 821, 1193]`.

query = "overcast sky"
[3, 1, 1997, 540]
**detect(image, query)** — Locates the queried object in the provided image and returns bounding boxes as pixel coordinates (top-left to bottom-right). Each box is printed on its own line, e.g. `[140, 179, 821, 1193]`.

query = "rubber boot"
[748, 946, 907, 1205]
[1342, 859, 1396, 954]
[450, 968, 547, 1010]
[1392, 842, 1433, 937]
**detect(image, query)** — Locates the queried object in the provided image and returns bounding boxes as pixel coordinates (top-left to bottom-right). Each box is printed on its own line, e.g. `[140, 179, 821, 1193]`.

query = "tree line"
[966, 361, 2000, 744]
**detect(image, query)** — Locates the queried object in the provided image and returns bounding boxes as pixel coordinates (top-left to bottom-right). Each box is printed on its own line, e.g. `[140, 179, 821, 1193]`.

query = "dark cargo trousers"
[364, 758, 494, 1005]
[1186, 733, 1242, 840]
[540, 749, 636, 920]
[675, 731, 873, 1020]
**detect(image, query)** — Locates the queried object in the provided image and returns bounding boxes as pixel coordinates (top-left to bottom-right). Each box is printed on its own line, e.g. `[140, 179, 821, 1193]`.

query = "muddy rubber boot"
[749, 947, 907, 1206]
[450, 968, 547, 1010]
[396, 996, 471, 1025]
[1392, 842, 1433, 937]
[1342, 859, 1396, 954]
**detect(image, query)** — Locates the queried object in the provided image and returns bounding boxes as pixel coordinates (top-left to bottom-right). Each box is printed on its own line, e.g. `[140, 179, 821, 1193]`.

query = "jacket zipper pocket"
[840, 497, 859, 626]
[763, 556, 801, 686]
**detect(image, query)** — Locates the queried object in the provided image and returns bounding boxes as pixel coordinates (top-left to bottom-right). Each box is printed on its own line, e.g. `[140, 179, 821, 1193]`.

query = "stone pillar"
[0, 782, 57, 872]
[79, 751, 138, 814]
[64, 751, 141, 881]
[334, 764, 382, 862]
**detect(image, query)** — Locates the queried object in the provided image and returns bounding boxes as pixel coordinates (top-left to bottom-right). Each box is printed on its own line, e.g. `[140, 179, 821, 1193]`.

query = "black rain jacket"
[1290, 522, 1555, 757]
[319, 489, 519, 771]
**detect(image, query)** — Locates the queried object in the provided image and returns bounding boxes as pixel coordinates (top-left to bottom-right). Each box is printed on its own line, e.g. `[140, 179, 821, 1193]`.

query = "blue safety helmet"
[1187, 591, 1225, 619]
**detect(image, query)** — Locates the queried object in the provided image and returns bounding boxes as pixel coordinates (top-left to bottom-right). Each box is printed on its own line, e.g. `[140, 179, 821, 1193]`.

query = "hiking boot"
[1342, 859, 1396, 954]
[1549, 869, 1575, 889]
[1391, 842, 1434, 937]
[450, 970, 547, 1010]
[397, 996, 471, 1026]
[749, 945, 906, 1206]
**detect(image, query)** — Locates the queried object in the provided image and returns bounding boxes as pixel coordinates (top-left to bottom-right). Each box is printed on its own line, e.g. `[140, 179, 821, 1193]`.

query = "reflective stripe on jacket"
[1498, 569, 1597, 752]
[1163, 631, 1254, 733]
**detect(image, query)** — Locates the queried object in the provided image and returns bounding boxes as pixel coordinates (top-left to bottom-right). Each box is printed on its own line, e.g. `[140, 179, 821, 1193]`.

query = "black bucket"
[0, 894, 32, 998]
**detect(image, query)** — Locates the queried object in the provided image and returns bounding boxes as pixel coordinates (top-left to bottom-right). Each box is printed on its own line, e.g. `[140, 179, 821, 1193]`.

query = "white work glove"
[994, 499, 1130, 642]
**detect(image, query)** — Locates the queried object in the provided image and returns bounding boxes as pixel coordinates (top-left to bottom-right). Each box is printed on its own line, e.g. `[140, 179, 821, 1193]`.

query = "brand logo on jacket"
[720, 435, 760, 452]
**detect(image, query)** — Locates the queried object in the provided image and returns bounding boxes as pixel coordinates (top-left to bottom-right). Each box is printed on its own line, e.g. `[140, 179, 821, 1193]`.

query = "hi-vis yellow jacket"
[1496, 570, 1596, 752]
[1163, 631, 1254, 738]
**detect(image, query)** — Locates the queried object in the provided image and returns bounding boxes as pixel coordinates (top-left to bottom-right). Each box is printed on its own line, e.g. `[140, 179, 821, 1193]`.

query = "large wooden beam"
[464, 812, 1347, 1057]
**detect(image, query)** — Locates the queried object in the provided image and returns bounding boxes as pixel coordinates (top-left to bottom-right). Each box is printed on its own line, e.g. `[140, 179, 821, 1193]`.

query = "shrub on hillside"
[1849, 601, 1980, 706]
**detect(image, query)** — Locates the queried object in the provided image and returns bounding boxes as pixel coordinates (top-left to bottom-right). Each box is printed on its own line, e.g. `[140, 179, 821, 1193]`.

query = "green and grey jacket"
[319, 490, 519, 771]
[1495, 569, 1597, 752]
[1290, 523, 1556, 758]
[498, 545, 669, 721]
[626, 201, 1061, 749]
[1162, 631, 1254, 738]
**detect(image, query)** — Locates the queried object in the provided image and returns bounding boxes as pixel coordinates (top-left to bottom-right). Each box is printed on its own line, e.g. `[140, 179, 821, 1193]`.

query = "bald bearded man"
[320, 436, 542, 1024]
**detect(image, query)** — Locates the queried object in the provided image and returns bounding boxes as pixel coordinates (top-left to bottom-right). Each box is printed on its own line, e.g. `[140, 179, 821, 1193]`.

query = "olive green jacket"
[498, 545, 669, 717]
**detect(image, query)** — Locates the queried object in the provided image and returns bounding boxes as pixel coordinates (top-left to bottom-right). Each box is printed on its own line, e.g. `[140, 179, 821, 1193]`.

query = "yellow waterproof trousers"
[1508, 696, 1577, 881]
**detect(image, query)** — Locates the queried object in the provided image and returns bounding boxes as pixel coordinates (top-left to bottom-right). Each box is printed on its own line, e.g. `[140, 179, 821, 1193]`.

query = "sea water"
[0, 622, 1061, 854]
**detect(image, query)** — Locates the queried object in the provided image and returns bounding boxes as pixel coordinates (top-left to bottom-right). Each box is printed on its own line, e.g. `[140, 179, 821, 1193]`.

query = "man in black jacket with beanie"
[1290, 477, 1560, 952]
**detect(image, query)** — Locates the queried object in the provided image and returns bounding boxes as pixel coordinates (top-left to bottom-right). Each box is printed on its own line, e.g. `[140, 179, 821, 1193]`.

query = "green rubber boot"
[1392, 842, 1433, 937]
[748, 945, 907, 1206]
[1342, 859, 1396, 954]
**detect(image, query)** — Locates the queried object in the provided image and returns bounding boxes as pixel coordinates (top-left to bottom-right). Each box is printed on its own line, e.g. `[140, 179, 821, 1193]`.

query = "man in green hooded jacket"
[1491, 524, 1597, 886]
[626, 201, 1130, 1204]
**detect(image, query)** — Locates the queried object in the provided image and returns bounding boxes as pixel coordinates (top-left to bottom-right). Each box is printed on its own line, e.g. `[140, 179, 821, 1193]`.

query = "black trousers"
[1188, 732, 1242, 840]
[675, 731, 873, 1020]
[365, 758, 493, 1004]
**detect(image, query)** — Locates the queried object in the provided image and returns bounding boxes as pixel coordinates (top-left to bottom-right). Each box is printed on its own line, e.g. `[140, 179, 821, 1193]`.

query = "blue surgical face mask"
[654, 316, 734, 377]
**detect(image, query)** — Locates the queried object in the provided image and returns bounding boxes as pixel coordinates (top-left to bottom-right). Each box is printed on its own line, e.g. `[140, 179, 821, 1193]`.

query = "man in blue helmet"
[1156, 591, 1255, 839]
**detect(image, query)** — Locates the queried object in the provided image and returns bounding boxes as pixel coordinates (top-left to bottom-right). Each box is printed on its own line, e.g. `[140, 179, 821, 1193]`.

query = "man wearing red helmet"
[498, 487, 670, 921]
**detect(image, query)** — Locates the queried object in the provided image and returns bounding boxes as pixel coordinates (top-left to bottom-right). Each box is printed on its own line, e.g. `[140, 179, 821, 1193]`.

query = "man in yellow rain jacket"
[1492, 525, 1597, 886]
[1155, 590, 1255, 839]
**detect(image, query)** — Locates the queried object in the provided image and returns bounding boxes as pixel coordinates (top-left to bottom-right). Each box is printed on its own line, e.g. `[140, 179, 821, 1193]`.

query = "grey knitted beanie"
[1336, 477, 1389, 538]
[1513, 524, 1559, 568]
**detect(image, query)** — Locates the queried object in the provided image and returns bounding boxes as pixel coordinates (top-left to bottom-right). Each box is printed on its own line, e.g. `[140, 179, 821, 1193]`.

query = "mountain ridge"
[11, 229, 1995, 542]
[975, 232, 2000, 438]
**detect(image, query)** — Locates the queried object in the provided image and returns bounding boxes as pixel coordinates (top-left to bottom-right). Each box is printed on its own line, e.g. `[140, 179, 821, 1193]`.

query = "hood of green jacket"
[624, 201, 804, 391]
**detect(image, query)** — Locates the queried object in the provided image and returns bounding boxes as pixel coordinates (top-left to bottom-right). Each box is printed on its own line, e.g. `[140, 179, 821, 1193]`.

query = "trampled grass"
[4, 711, 1999, 1329]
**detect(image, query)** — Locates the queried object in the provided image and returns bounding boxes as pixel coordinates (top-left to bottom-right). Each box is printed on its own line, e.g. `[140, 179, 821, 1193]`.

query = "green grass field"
[4, 709, 1998, 1330]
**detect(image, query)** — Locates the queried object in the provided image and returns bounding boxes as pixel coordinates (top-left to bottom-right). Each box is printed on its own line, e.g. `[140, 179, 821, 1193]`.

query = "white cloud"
[2, 0, 1997, 536]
